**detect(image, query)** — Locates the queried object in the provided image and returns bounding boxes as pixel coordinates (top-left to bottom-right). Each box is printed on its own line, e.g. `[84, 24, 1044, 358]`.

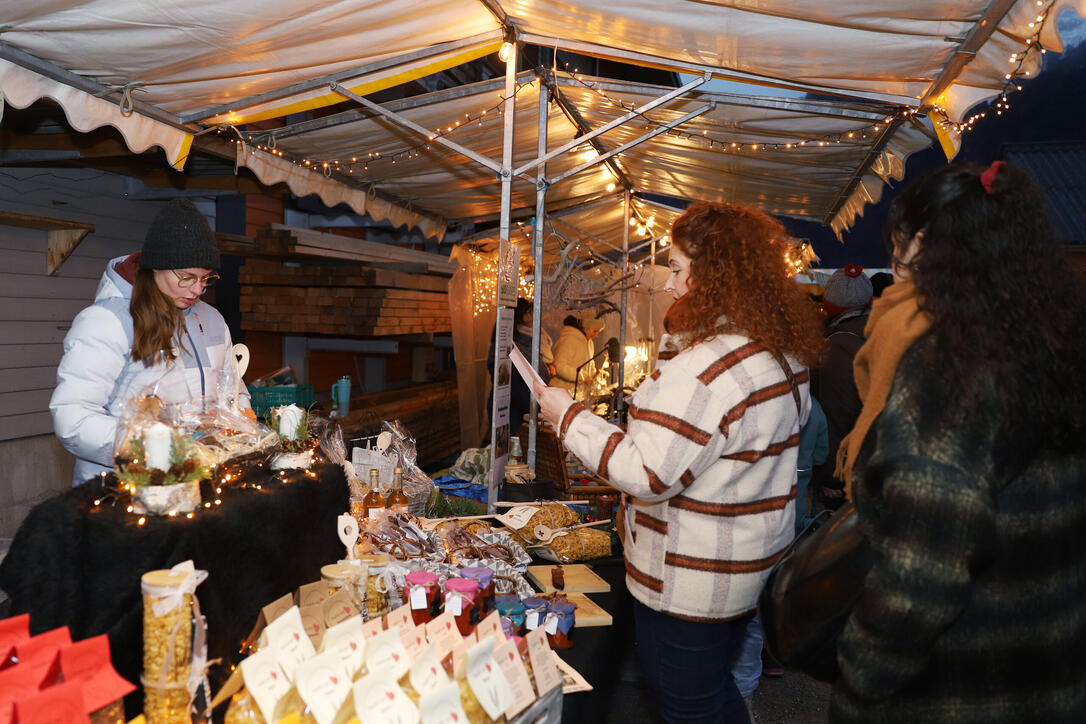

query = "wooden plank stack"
[239, 262, 451, 337]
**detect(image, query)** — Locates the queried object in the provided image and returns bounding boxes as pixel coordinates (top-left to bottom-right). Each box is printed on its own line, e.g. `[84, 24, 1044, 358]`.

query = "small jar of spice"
[403, 571, 441, 626]
[443, 577, 480, 636]
[522, 596, 549, 632]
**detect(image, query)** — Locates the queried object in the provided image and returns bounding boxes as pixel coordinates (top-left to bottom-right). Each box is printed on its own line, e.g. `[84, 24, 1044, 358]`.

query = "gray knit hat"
[140, 199, 220, 271]
[822, 264, 873, 314]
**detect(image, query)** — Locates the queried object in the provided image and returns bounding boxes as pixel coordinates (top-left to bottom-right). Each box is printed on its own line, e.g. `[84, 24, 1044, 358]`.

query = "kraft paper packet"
[239, 646, 291, 723]
[297, 581, 329, 609]
[353, 671, 419, 724]
[57, 635, 136, 714]
[322, 589, 361, 628]
[295, 650, 353, 724]
[365, 628, 411, 681]
[318, 616, 366, 682]
[494, 638, 535, 719]
[299, 604, 326, 649]
[465, 637, 514, 721]
[13, 679, 88, 724]
[525, 629, 561, 697]
[239, 591, 294, 657]
[417, 680, 468, 724]
[265, 606, 317, 682]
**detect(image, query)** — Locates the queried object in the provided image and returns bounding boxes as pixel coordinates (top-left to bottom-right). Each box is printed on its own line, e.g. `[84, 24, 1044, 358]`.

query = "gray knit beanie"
[822, 264, 873, 313]
[140, 199, 220, 271]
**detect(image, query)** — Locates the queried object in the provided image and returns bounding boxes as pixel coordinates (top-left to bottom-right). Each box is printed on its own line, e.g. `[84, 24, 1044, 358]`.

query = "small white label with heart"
[493, 638, 535, 718]
[264, 606, 316, 682]
[425, 612, 461, 661]
[353, 672, 420, 724]
[318, 615, 366, 681]
[409, 642, 450, 696]
[366, 626, 412, 680]
[239, 647, 290, 723]
[295, 650, 353, 724]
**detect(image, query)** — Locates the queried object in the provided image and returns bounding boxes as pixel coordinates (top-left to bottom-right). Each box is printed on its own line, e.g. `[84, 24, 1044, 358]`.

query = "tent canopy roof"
[1, 0, 1080, 239]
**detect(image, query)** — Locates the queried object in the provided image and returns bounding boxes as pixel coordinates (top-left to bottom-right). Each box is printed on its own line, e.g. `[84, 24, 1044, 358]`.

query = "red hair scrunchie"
[980, 160, 1006, 195]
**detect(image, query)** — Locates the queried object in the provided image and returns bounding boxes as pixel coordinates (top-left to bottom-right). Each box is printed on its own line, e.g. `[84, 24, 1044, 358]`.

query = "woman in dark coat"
[831, 161, 1086, 723]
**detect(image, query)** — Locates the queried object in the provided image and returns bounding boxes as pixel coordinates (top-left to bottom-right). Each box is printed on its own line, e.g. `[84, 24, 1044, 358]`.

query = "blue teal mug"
[332, 376, 351, 416]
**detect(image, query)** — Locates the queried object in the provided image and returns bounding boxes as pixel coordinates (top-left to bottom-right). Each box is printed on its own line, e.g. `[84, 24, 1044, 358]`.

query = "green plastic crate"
[247, 383, 315, 417]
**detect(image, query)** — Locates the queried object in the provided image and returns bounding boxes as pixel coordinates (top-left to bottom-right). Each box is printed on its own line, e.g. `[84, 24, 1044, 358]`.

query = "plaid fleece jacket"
[558, 331, 810, 621]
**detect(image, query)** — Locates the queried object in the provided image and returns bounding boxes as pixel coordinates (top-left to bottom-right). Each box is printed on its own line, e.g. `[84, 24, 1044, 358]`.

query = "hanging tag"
[544, 613, 560, 636]
[525, 611, 541, 631]
[409, 587, 428, 610]
[445, 592, 462, 617]
[337, 515, 359, 560]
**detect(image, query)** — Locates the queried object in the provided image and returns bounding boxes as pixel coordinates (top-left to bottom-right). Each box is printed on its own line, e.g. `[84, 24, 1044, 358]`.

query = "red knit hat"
[822, 264, 873, 316]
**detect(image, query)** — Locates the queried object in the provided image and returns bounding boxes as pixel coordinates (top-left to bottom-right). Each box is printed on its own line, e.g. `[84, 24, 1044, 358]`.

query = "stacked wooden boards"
[239, 261, 451, 337]
[526, 564, 613, 627]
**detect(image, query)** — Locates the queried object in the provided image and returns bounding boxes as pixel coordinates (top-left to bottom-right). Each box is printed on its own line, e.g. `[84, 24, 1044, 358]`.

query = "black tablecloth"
[0, 465, 349, 711]
[555, 557, 637, 723]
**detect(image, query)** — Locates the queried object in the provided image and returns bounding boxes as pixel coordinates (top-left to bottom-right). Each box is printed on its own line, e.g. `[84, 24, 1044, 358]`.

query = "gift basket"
[348, 420, 435, 516]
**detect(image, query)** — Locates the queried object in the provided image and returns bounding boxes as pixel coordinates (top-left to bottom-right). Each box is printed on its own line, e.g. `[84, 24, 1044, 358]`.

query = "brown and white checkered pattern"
[559, 331, 809, 621]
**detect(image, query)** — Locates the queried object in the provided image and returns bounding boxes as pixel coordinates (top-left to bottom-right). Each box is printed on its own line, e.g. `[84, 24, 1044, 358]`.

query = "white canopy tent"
[2, 0, 1082, 502]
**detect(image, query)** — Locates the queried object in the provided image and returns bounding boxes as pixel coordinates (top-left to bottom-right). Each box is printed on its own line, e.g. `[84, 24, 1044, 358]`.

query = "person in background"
[868, 271, 894, 298]
[550, 310, 605, 398]
[51, 199, 249, 487]
[795, 397, 829, 535]
[831, 161, 1086, 722]
[508, 298, 551, 430]
[535, 201, 824, 723]
[810, 265, 872, 509]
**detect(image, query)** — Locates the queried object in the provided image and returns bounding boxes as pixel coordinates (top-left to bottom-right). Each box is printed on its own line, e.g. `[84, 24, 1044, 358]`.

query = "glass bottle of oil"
[363, 468, 385, 519]
[386, 466, 409, 513]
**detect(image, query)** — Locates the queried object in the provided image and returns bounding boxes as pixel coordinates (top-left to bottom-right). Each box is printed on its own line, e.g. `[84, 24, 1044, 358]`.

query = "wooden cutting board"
[566, 591, 612, 627]
[526, 564, 611, 594]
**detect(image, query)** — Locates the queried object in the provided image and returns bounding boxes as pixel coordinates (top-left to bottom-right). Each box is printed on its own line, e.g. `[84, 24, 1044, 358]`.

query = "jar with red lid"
[403, 571, 441, 626]
[546, 601, 577, 649]
[459, 567, 495, 614]
[443, 577, 479, 636]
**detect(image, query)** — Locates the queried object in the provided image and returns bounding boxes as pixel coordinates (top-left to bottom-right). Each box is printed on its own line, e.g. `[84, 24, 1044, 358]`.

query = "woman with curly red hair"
[535, 201, 823, 723]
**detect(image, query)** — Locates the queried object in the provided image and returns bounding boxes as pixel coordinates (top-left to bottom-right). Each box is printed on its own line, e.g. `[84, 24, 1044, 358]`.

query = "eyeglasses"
[171, 270, 220, 289]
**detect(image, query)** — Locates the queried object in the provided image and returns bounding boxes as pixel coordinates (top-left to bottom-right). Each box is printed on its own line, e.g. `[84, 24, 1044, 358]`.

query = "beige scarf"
[835, 279, 933, 496]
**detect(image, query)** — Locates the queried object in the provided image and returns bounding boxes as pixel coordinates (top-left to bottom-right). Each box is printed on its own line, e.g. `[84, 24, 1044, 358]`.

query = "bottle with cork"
[386, 466, 409, 513]
[362, 468, 385, 518]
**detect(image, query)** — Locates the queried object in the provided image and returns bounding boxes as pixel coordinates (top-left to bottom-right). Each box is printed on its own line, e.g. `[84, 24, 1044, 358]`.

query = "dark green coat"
[831, 339, 1086, 723]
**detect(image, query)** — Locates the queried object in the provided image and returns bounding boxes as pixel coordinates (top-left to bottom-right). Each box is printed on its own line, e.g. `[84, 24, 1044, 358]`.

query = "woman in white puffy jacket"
[50, 199, 249, 487]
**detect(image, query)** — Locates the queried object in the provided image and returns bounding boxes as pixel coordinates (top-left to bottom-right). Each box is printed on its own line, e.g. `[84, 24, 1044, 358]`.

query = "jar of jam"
[403, 571, 441, 626]
[494, 595, 526, 635]
[546, 601, 577, 649]
[522, 596, 549, 632]
[443, 577, 479, 636]
[460, 567, 495, 614]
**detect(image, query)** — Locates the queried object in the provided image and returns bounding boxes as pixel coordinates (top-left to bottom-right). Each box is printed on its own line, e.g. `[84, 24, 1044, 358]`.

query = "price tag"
[387, 603, 414, 631]
[525, 629, 561, 697]
[465, 637, 514, 721]
[424, 612, 461, 662]
[495, 506, 539, 530]
[264, 606, 316, 682]
[494, 638, 535, 719]
[318, 615, 365, 681]
[352, 671, 420, 724]
[525, 611, 541, 631]
[295, 650, 353, 724]
[409, 587, 428, 610]
[408, 642, 449, 696]
[239, 647, 291, 723]
[365, 627, 411, 680]
[418, 680, 469, 724]
[544, 612, 560, 636]
[444, 592, 463, 617]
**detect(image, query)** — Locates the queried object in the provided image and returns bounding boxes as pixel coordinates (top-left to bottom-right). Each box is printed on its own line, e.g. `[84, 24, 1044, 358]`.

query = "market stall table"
[0, 464, 349, 714]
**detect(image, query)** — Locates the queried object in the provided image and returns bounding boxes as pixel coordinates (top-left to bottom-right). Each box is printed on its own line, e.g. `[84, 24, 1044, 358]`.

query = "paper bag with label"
[238, 647, 291, 724]
[493, 638, 535, 719]
[299, 604, 326, 649]
[318, 616, 366, 681]
[297, 581, 330, 609]
[239, 592, 294, 657]
[295, 650, 354, 724]
[353, 671, 419, 724]
[464, 637, 514, 721]
[264, 606, 317, 682]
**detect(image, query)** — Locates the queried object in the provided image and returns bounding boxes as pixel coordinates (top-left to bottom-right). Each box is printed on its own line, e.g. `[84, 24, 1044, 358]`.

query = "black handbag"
[757, 501, 875, 682]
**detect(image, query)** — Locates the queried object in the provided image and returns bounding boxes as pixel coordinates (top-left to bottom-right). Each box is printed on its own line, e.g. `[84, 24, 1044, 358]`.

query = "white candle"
[143, 422, 173, 472]
[277, 404, 304, 441]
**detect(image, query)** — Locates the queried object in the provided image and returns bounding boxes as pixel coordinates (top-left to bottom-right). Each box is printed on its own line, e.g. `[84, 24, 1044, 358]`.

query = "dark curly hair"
[666, 201, 824, 366]
[885, 161, 1086, 454]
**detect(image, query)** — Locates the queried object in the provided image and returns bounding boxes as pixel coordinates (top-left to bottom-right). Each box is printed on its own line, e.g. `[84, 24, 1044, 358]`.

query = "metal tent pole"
[528, 83, 549, 472]
[617, 190, 630, 421]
